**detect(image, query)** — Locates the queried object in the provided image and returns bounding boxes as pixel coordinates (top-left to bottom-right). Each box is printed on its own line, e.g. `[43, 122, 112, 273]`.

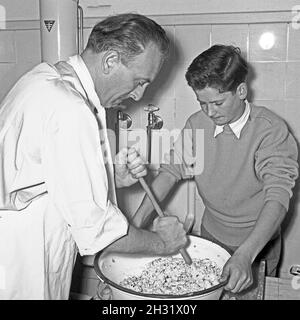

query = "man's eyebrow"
[199, 98, 225, 104]
[136, 78, 151, 83]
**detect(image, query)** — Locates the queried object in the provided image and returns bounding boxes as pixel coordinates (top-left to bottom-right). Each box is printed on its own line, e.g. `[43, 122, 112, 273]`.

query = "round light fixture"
[259, 32, 276, 50]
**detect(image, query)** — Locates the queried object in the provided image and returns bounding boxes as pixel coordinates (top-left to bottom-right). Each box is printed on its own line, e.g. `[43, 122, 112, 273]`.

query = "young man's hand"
[220, 251, 253, 293]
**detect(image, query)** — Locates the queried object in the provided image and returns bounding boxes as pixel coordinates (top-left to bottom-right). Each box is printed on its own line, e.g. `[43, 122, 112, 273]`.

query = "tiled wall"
[106, 20, 300, 278]
[115, 22, 300, 136]
[0, 8, 299, 289]
[0, 29, 41, 101]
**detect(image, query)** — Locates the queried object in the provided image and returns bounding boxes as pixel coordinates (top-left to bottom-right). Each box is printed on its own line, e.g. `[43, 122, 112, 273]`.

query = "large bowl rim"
[93, 236, 231, 299]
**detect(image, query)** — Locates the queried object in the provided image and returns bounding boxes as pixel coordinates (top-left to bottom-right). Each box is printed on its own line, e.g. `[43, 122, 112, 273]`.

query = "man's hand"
[115, 147, 147, 188]
[220, 251, 253, 293]
[152, 216, 188, 255]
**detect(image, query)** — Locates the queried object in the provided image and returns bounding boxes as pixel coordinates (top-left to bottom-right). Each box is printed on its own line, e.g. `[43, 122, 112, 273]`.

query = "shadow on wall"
[246, 62, 300, 247]
[246, 61, 300, 273]
[278, 136, 300, 274]
[281, 134, 300, 235]
[246, 62, 257, 102]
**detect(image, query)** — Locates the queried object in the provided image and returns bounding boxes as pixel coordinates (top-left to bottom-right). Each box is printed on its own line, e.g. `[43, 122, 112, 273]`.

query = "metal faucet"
[115, 110, 132, 153]
[144, 104, 163, 163]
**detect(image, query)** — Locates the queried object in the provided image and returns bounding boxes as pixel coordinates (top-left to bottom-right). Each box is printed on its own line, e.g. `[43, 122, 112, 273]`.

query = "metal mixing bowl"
[94, 235, 231, 300]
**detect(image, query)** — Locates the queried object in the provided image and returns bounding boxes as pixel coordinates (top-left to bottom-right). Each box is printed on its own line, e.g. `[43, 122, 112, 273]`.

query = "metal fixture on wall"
[40, 0, 84, 64]
[115, 110, 132, 153]
[144, 104, 163, 163]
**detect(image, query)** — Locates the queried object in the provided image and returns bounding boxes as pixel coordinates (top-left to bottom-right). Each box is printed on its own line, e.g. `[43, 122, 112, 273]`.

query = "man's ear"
[236, 82, 247, 100]
[102, 50, 121, 74]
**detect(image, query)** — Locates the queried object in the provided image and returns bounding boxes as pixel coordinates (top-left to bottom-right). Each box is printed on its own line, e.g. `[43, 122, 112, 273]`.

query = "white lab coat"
[0, 55, 128, 299]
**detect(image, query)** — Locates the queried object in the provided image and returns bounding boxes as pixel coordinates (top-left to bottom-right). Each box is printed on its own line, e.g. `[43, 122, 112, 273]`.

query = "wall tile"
[253, 100, 286, 119]
[286, 62, 300, 99]
[249, 23, 287, 61]
[152, 98, 175, 130]
[249, 62, 285, 100]
[120, 28, 176, 130]
[174, 25, 211, 67]
[211, 24, 248, 59]
[15, 30, 41, 63]
[174, 25, 211, 100]
[0, 0, 39, 20]
[0, 62, 39, 102]
[0, 31, 15, 62]
[288, 23, 300, 61]
[283, 200, 300, 243]
[13, 61, 37, 83]
[284, 99, 300, 144]
[174, 96, 200, 130]
[174, 74, 193, 101]
[143, 26, 176, 101]
[83, 28, 92, 49]
[0, 63, 16, 101]
[280, 239, 300, 278]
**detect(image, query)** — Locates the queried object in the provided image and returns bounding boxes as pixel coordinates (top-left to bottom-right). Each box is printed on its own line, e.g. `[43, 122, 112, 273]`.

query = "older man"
[0, 13, 187, 299]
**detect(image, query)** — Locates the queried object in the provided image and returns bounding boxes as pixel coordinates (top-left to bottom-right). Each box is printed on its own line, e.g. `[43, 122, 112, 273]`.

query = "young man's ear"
[236, 82, 247, 100]
[102, 50, 120, 74]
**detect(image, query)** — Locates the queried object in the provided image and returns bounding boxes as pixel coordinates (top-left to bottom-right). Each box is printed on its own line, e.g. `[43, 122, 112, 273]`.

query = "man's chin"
[212, 118, 225, 126]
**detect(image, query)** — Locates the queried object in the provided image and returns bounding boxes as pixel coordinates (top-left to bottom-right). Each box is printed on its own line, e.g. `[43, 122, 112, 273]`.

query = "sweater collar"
[214, 100, 250, 139]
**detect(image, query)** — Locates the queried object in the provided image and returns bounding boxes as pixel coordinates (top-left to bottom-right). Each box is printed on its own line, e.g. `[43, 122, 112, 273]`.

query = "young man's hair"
[185, 45, 248, 93]
[86, 13, 170, 65]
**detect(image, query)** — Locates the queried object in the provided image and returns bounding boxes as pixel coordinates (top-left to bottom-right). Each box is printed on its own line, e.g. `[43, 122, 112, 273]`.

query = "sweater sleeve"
[255, 119, 299, 211]
[160, 118, 204, 180]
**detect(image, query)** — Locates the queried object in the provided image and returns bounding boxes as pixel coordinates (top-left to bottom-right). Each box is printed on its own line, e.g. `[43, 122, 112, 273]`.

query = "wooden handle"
[139, 177, 193, 265]
[139, 178, 164, 217]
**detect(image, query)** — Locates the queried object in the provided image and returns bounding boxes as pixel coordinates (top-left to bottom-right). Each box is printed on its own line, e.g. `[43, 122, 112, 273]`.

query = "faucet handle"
[144, 104, 159, 113]
[117, 110, 132, 129]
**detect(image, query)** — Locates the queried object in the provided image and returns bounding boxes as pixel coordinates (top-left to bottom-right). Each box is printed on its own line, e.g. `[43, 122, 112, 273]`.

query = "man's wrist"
[234, 245, 257, 263]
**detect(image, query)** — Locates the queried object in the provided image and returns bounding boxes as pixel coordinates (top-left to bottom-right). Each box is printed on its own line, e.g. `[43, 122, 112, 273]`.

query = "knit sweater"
[160, 104, 299, 246]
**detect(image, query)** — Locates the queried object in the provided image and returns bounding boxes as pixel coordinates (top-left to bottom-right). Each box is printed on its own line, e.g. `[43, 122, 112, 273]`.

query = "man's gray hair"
[86, 13, 170, 65]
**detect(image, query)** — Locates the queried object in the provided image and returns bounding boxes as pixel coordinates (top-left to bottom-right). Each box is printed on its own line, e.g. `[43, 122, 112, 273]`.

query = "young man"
[0, 14, 187, 299]
[132, 45, 299, 293]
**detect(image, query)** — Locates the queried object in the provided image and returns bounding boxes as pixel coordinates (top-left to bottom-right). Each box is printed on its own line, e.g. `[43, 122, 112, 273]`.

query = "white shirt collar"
[214, 100, 250, 139]
[67, 55, 102, 112]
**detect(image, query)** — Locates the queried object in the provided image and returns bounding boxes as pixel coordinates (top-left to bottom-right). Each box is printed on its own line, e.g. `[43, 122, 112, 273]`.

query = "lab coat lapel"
[93, 107, 117, 205]
[52, 61, 117, 205]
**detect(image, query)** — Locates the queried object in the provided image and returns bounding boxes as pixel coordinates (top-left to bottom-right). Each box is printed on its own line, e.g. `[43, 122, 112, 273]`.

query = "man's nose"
[131, 85, 147, 101]
[207, 104, 217, 117]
